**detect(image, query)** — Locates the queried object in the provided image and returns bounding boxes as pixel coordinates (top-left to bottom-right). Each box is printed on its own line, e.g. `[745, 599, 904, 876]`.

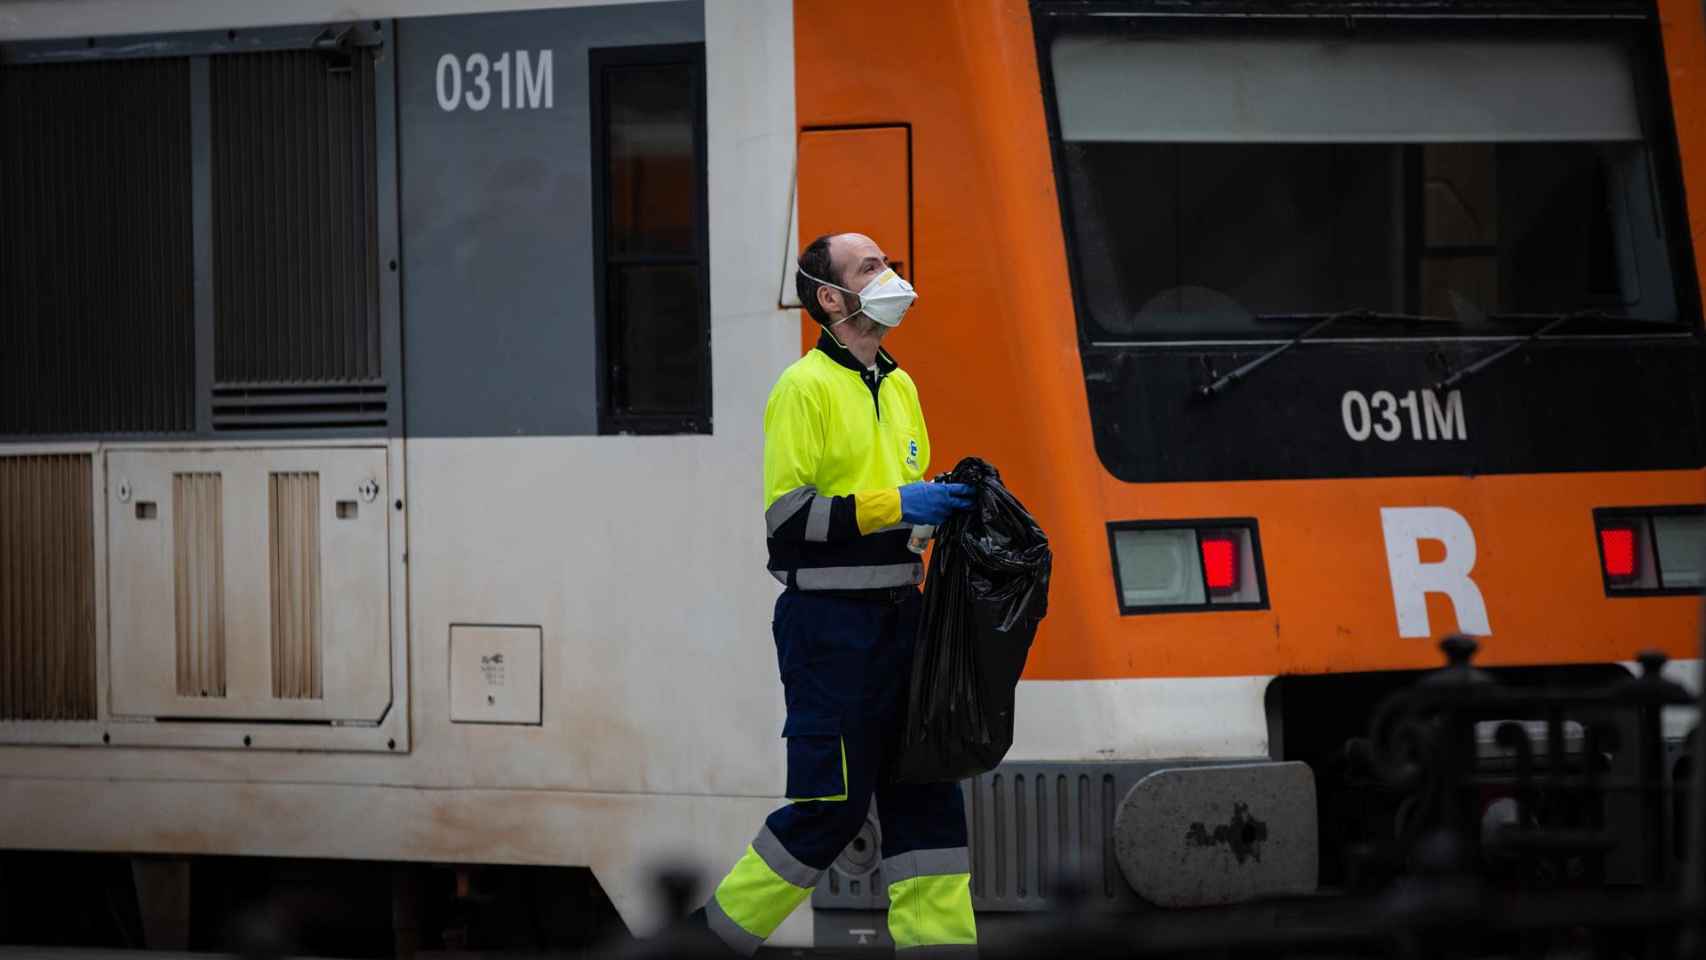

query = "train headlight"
[1652, 513, 1706, 588]
[1594, 507, 1704, 594]
[1109, 520, 1267, 613]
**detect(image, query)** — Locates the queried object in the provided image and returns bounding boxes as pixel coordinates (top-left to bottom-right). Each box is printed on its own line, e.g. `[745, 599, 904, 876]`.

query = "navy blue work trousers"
[703, 588, 976, 955]
[767, 587, 967, 867]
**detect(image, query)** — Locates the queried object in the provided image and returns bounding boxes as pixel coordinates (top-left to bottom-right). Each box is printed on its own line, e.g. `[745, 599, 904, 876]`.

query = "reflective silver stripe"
[805, 495, 833, 542]
[705, 894, 764, 957]
[753, 824, 822, 889]
[883, 846, 971, 884]
[793, 562, 923, 591]
[770, 569, 789, 587]
[765, 486, 818, 536]
[875, 521, 912, 534]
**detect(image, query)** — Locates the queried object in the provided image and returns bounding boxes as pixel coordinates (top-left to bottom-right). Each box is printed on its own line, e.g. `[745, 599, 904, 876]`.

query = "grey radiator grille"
[210, 47, 384, 429]
[969, 767, 1125, 907]
[815, 762, 1155, 913]
[0, 58, 195, 436]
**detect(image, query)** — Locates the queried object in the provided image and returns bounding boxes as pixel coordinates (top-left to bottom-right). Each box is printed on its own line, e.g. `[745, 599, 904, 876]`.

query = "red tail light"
[1599, 526, 1637, 579]
[1201, 536, 1239, 592]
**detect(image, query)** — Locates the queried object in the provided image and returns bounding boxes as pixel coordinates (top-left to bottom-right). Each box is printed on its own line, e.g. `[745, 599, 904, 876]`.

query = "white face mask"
[798, 266, 918, 329]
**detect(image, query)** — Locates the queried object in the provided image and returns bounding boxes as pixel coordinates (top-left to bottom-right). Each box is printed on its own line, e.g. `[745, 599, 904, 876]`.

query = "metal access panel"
[107, 446, 391, 723]
[396, 3, 704, 438]
[449, 625, 543, 725]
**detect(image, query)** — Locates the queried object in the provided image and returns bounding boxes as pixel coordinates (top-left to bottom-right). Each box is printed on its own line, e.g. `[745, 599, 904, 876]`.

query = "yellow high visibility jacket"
[763, 329, 930, 590]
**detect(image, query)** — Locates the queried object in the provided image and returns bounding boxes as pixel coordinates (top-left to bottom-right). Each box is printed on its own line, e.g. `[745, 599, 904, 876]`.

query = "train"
[1, 0, 1702, 952]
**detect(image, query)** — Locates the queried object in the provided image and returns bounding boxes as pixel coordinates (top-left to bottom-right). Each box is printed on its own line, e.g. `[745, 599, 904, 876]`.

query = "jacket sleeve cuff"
[853, 488, 903, 535]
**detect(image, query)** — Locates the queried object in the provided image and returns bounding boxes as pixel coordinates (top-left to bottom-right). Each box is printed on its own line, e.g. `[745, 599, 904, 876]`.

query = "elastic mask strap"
[820, 314, 861, 349]
[797, 266, 864, 339]
[796, 266, 856, 295]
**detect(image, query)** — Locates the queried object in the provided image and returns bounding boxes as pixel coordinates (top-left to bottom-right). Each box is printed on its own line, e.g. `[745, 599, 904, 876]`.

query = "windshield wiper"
[1432, 311, 1677, 392]
[1199, 310, 1460, 398]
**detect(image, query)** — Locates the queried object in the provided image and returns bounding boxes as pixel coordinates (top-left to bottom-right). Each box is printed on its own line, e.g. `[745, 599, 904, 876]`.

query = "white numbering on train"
[436, 51, 553, 112]
[1341, 389, 1466, 442]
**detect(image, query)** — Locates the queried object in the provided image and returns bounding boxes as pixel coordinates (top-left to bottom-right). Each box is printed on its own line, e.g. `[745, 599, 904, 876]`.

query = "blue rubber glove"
[899, 481, 976, 526]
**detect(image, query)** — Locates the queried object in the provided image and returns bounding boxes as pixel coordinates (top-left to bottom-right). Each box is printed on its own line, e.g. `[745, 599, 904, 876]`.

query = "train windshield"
[1049, 32, 1684, 342]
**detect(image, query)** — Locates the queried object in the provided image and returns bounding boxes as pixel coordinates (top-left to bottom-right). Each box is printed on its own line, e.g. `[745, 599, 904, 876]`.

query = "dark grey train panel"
[396, 2, 704, 438]
[0, 4, 703, 442]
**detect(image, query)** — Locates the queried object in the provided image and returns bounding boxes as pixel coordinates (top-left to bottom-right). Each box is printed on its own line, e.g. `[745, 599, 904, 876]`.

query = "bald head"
[796, 232, 895, 328]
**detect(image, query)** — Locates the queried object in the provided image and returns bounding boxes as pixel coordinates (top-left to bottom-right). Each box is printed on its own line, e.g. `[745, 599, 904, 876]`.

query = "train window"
[1047, 32, 1681, 342]
[591, 44, 711, 435]
[0, 58, 196, 435]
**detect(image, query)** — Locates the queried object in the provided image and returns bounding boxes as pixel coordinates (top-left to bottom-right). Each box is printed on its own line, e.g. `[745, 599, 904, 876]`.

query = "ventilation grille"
[211, 383, 387, 431]
[967, 768, 1123, 907]
[0, 455, 97, 720]
[210, 48, 382, 394]
[814, 762, 1148, 913]
[173, 473, 226, 698]
[269, 472, 323, 700]
[0, 58, 195, 436]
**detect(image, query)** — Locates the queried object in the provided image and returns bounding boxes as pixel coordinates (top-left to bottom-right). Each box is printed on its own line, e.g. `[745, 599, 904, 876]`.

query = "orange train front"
[797, 0, 1705, 935]
[0, 0, 1700, 951]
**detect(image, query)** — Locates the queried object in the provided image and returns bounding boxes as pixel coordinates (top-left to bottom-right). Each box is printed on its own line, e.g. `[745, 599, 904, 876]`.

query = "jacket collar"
[815, 328, 899, 378]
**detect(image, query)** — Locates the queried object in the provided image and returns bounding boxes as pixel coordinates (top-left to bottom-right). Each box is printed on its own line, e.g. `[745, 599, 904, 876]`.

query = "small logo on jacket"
[905, 438, 919, 470]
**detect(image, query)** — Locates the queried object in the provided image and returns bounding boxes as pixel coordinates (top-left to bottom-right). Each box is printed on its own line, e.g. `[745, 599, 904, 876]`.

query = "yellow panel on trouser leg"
[887, 873, 977, 949]
[708, 844, 814, 955]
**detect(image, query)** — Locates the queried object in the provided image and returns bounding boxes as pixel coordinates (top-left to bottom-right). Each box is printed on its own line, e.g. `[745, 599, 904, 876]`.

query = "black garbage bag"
[895, 457, 1052, 784]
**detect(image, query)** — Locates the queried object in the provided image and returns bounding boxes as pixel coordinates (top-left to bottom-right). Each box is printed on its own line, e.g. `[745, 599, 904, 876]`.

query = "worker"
[691, 233, 978, 955]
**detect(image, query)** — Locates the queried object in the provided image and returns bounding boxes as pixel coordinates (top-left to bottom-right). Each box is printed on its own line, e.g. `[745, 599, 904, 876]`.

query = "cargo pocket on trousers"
[782, 713, 846, 802]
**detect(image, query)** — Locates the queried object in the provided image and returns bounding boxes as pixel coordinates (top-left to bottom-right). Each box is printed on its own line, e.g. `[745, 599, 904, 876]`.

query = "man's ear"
[816, 283, 841, 319]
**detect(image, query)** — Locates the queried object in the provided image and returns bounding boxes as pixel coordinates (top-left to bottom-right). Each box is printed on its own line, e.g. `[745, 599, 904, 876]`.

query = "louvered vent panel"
[269, 472, 323, 700]
[209, 48, 384, 431]
[173, 473, 226, 698]
[0, 59, 195, 435]
[967, 768, 1125, 908]
[0, 455, 97, 720]
[814, 763, 1143, 913]
[210, 383, 387, 431]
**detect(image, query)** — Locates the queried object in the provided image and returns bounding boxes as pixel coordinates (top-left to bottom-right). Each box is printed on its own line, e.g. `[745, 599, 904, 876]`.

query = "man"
[695, 233, 978, 955]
